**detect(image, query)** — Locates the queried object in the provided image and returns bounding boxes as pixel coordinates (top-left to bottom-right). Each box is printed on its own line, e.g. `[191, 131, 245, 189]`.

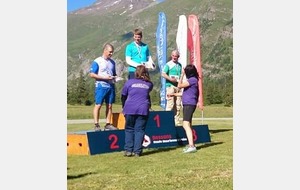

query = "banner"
[156, 12, 167, 110]
[187, 14, 204, 110]
[176, 15, 188, 68]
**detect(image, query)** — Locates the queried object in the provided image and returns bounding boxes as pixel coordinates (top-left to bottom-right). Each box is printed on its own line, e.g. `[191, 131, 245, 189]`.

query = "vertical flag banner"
[156, 12, 167, 110]
[176, 15, 188, 68]
[188, 14, 204, 110]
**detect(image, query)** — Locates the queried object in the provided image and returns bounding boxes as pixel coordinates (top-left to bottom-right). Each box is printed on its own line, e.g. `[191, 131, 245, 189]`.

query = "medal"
[135, 42, 142, 58]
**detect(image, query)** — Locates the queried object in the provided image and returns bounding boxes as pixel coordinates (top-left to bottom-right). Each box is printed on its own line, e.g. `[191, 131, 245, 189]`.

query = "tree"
[76, 70, 88, 104]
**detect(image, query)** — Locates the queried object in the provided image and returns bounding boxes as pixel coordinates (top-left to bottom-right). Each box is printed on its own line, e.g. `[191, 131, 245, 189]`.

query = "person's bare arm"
[89, 73, 115, 80]
[169, 91, 183, 97]
[177, 72, 189, 88]
[161, 72, 177, 83]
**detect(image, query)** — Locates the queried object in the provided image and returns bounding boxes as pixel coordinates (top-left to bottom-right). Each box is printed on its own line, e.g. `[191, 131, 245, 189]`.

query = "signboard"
[86, 111, 211, 155]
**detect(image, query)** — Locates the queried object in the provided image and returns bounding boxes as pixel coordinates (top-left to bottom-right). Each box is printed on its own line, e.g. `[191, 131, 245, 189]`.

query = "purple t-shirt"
[182, 77, 199, 106]
[121, 78, 153, 115]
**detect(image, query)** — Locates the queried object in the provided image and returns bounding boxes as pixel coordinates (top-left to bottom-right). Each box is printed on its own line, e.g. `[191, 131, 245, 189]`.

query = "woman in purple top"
[169, 64, 199, 153]
[121, 65, 153, 157]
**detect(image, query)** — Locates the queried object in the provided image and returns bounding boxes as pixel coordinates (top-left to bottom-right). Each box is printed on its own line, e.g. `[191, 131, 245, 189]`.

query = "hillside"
[67, 0, 233, 106]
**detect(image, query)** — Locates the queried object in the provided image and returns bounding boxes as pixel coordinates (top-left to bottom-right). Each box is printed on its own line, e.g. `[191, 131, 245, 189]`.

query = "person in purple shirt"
[121, 65, 153, 157]
[168, 64, 199, 153]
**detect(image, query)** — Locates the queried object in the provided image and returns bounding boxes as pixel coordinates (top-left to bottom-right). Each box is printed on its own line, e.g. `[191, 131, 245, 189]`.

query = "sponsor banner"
[156, 12, 167, 110]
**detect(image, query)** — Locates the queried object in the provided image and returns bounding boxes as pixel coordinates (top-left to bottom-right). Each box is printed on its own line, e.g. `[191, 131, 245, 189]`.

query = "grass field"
[67, 104, 233, 190]
[67, 104, 233, 120]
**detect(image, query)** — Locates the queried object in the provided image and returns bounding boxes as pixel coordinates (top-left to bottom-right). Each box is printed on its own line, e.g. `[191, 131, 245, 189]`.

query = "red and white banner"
[187, 15, 204, 110]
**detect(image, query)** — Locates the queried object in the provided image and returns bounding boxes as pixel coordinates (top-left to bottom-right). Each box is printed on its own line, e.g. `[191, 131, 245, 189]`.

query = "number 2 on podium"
[109, 134, 119, 149]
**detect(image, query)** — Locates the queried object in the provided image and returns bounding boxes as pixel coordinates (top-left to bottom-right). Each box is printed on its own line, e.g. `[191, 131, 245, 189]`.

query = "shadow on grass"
[67, 172, 96, 180]
[197, 141, 223, 149]
[209, 128, 232, 134]
[142, 141, 223, 156]
[142, 147, 178, 156]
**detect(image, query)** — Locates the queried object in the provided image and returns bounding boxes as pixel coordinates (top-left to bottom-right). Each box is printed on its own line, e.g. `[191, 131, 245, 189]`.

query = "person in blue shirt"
[125, 28, 156, 79]
[89, 43, 118, 131]
[121, 65, 153, 157]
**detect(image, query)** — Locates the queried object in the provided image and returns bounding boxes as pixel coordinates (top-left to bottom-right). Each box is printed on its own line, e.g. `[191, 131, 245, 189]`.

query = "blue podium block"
[87, 130, 125, 155]
[86, 125, 211, 155]
[69, 111, 211, 155]
[146, 111, 175, 129]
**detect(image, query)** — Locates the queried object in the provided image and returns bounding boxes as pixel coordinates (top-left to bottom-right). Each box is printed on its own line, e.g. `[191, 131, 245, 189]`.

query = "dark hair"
[134, 28, 143, 37]
[184, 64, 199, 79]
[135, 65, 151, 82]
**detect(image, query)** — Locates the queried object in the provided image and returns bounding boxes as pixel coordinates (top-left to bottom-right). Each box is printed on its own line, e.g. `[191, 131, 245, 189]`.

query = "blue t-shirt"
[89, 56, 116, 88]
[182, 77, 199, 106]
[121, 78, 153, 115]
[125, 41, 150, 72]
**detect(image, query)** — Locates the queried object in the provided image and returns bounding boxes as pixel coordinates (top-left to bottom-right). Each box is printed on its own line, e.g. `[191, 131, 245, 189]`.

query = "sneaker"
[94, 123, 101, 131]
[104, 123, 118, 130]
[124, 151, 133, 157]
[133, 153, 141, 157]
[182, 146, 189, 152]
[183, 146, 197, 153]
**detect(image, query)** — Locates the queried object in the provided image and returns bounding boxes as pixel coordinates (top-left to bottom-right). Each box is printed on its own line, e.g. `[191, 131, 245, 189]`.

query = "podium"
[67, 111, 211, 155]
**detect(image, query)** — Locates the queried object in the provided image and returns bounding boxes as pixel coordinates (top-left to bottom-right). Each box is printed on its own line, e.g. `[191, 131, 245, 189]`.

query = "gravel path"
[67, 118, 233, 124]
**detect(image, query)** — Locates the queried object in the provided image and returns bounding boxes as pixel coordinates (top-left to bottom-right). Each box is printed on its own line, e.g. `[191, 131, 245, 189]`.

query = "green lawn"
[67, 104, 233, 120]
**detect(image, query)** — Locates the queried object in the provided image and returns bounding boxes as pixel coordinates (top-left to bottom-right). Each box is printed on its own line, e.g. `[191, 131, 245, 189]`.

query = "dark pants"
[128, 72, 135, 80]
[124, 114, 148, 155]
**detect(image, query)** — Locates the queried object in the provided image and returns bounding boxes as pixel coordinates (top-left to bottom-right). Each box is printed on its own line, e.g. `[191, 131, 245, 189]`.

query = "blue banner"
[156, 12, 167, 110]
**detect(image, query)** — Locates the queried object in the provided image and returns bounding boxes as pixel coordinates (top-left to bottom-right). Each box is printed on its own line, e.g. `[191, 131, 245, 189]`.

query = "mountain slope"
[67, 0, 233, 105]
[68, 0, 232, 77]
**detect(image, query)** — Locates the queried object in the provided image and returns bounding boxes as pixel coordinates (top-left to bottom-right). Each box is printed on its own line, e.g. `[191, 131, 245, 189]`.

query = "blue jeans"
[124, 114, 148, 155]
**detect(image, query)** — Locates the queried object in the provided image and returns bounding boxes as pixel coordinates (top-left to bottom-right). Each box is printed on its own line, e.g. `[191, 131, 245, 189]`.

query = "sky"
[67, 0, 166, 12]
[67, 0, 97, 12]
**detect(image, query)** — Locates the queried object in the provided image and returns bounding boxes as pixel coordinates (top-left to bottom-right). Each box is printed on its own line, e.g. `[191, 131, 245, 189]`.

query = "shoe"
[133, 153, 141, 157]
[104, 123, 118, 131]
[183, 146, 197, 153]
[94, 123, 101, 131]
[124, 151, 133, 157]
[182, 146, 189, 152]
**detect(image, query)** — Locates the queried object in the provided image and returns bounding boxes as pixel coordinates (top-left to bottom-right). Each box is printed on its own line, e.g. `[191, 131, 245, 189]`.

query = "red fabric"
[187, 15, 204, 110]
